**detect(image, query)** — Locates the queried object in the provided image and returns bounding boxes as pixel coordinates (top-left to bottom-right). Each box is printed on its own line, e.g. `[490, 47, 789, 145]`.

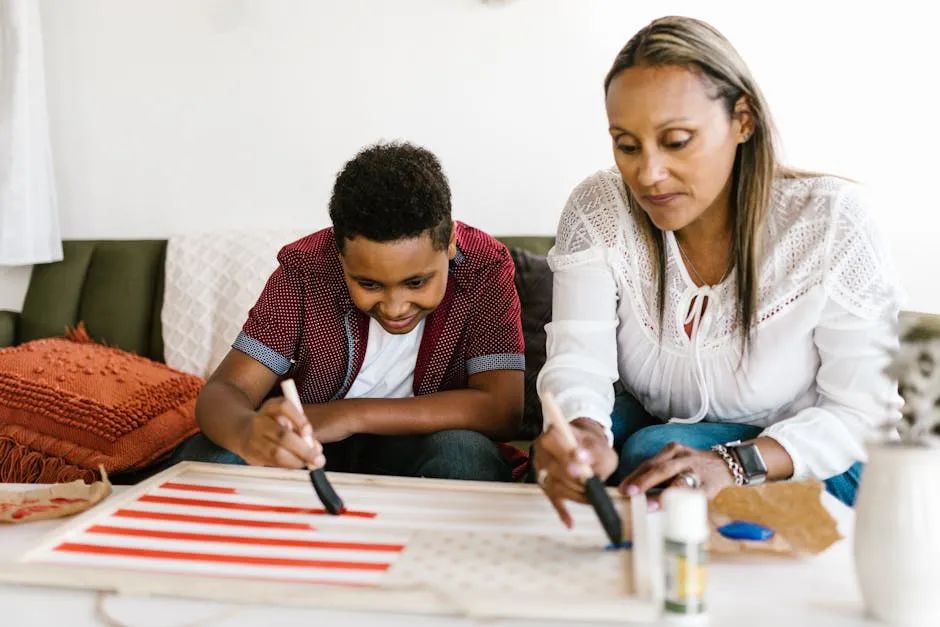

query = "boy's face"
[339, 229, 456, 335]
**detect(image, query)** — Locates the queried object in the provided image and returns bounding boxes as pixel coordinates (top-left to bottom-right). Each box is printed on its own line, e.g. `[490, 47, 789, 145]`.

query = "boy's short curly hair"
[329, 141, 453, 251]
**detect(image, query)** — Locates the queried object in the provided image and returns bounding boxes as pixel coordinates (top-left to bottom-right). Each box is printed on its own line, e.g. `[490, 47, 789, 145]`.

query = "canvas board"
[0, 462, 661, 623]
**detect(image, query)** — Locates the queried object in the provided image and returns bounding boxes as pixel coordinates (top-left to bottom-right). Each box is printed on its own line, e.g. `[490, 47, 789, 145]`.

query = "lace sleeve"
[548, 170, 629, 272]
[823, 183, 904, 320]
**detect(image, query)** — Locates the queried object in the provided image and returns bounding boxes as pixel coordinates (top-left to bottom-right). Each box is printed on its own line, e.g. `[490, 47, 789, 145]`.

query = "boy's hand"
[306, 404, 358, 444]
[532, 418, 618, 528]
[239, 397, 326, 469]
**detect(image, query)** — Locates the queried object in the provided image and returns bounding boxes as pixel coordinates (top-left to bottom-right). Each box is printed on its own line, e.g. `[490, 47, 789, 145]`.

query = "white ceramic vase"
[854, 442, 940, 626]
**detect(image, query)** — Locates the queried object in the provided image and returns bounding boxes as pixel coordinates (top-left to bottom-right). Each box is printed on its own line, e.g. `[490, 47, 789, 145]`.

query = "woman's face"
[605, 64, 750, 233]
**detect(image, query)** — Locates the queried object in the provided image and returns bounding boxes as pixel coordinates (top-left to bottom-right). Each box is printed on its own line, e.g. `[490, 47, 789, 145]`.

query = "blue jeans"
[609, 392, 863, 507]
[170, 429, 511, 482]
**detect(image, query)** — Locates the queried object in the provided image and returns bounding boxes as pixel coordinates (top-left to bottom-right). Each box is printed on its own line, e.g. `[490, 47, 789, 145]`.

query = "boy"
[188, 142, 524, 481]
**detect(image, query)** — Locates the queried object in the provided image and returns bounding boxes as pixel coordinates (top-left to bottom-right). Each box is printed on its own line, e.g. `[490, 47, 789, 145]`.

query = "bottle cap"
[662, 488, 708, 543]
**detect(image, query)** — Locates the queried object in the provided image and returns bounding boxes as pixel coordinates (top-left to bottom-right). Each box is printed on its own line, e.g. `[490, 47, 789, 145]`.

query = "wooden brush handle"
[541, 392, 592, 478]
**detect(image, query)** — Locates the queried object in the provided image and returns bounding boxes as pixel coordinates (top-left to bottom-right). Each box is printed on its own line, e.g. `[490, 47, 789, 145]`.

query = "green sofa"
[0, 240, 170, 360]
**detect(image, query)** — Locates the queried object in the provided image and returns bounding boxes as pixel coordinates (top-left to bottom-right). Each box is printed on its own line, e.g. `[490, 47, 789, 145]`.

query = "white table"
[0, 484, 880, 627]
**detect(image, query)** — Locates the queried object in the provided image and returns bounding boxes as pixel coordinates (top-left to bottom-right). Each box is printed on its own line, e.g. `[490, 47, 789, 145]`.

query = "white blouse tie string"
[669, 285, 718, 424]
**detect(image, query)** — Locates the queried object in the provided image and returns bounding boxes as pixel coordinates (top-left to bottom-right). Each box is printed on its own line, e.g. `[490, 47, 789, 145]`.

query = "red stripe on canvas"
[138, 495, 376, 518]
[86, 525, 404, 552]
[54, 543, 391, 571]
[113, 508, 315, 530]
[159, 482, 237, 494]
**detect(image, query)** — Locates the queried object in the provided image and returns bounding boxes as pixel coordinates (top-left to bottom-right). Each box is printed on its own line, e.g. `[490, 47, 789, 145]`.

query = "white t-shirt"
[536, 169, 904, 481]
[345, 318, 426, 399]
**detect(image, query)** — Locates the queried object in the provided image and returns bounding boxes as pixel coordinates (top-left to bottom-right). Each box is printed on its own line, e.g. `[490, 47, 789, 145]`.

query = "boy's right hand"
[238, 397, 326, 469]
[532, 417, 617, 528]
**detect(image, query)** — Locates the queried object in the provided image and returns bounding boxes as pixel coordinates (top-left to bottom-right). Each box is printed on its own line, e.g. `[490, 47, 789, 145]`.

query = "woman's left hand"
[618, 442, 735, 500]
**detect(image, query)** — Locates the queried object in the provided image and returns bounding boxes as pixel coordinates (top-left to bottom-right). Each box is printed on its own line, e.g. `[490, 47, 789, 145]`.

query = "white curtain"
[0, 0, 61, 265]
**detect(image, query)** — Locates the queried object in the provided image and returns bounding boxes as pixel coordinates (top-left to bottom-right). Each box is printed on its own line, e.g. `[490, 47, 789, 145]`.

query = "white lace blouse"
[536, 169, 904, 481]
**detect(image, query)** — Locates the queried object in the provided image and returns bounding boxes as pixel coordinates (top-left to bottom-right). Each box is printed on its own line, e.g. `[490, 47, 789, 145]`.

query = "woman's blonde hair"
[605, 16, 802, 350]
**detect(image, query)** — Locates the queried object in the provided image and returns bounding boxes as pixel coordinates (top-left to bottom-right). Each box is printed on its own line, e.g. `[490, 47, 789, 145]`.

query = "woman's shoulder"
[767, 173, 900, 319]
[771, 174, 870, 224]
[554, 168, 640, 254]
[559, 169, 627, 221]
[766, 174, 876, 253]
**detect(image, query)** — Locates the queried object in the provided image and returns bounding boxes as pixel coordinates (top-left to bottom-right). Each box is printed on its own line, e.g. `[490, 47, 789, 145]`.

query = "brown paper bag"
[0, 467, 112, 524]
[708, 479, 842, 555]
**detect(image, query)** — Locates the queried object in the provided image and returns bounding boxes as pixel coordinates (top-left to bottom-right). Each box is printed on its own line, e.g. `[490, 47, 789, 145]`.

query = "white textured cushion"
[161, 230, 306, 377]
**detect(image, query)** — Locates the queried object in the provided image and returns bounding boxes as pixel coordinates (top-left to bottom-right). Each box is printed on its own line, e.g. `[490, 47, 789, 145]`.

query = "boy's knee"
[171, 433, 246, 466]
[413, 430, 510, 482]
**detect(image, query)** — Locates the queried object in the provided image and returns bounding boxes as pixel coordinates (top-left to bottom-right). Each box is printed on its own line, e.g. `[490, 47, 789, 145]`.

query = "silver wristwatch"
[723, 440, 768, 486]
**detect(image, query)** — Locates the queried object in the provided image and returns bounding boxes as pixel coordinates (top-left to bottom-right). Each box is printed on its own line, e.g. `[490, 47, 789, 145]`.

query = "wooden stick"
[540, 392, 590, 479]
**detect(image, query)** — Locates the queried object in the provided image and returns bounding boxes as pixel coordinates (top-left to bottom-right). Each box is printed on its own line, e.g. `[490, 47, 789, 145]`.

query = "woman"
[533, 15, 902, 526]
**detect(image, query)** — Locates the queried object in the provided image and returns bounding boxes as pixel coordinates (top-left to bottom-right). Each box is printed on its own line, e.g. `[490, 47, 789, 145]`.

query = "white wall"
[2, 0, 938, 312]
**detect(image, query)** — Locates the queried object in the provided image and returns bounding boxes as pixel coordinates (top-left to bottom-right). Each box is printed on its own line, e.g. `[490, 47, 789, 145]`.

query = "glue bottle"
[662, 488, 708, 622]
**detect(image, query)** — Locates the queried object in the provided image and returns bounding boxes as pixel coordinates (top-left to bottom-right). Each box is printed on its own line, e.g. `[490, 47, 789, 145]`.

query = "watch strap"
[725, 440, 768, 485]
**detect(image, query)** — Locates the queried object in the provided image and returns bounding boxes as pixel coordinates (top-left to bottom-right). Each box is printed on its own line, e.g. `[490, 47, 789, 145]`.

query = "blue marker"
[718, 520, 774, 541]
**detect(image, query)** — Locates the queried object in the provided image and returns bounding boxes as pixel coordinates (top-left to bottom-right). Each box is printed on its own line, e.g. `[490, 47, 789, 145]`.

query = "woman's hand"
[238, 397, 326, 469]
[618, 442, 734, 501]
[532, 418, 618, 528]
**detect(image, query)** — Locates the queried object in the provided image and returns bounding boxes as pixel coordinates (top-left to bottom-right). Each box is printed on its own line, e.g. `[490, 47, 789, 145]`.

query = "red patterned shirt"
[234, 222, 525, 404]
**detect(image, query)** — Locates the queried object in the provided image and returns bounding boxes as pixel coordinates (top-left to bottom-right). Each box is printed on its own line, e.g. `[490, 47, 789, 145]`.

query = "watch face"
[731, 443, 768, 477]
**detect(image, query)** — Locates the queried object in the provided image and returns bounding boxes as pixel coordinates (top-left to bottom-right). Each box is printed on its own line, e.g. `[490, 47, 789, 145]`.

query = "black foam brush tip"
[584, 475, 623, 545]
[310, 468, 345, 515]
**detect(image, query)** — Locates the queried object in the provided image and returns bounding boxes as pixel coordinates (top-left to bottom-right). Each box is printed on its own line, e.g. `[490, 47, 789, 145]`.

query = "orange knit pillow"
[0, 336, 203, 483]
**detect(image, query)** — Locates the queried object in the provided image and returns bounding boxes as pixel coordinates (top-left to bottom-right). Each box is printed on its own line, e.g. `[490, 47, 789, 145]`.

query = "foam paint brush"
[280, 379, 345, 515]
[541, 392, 623, 545]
